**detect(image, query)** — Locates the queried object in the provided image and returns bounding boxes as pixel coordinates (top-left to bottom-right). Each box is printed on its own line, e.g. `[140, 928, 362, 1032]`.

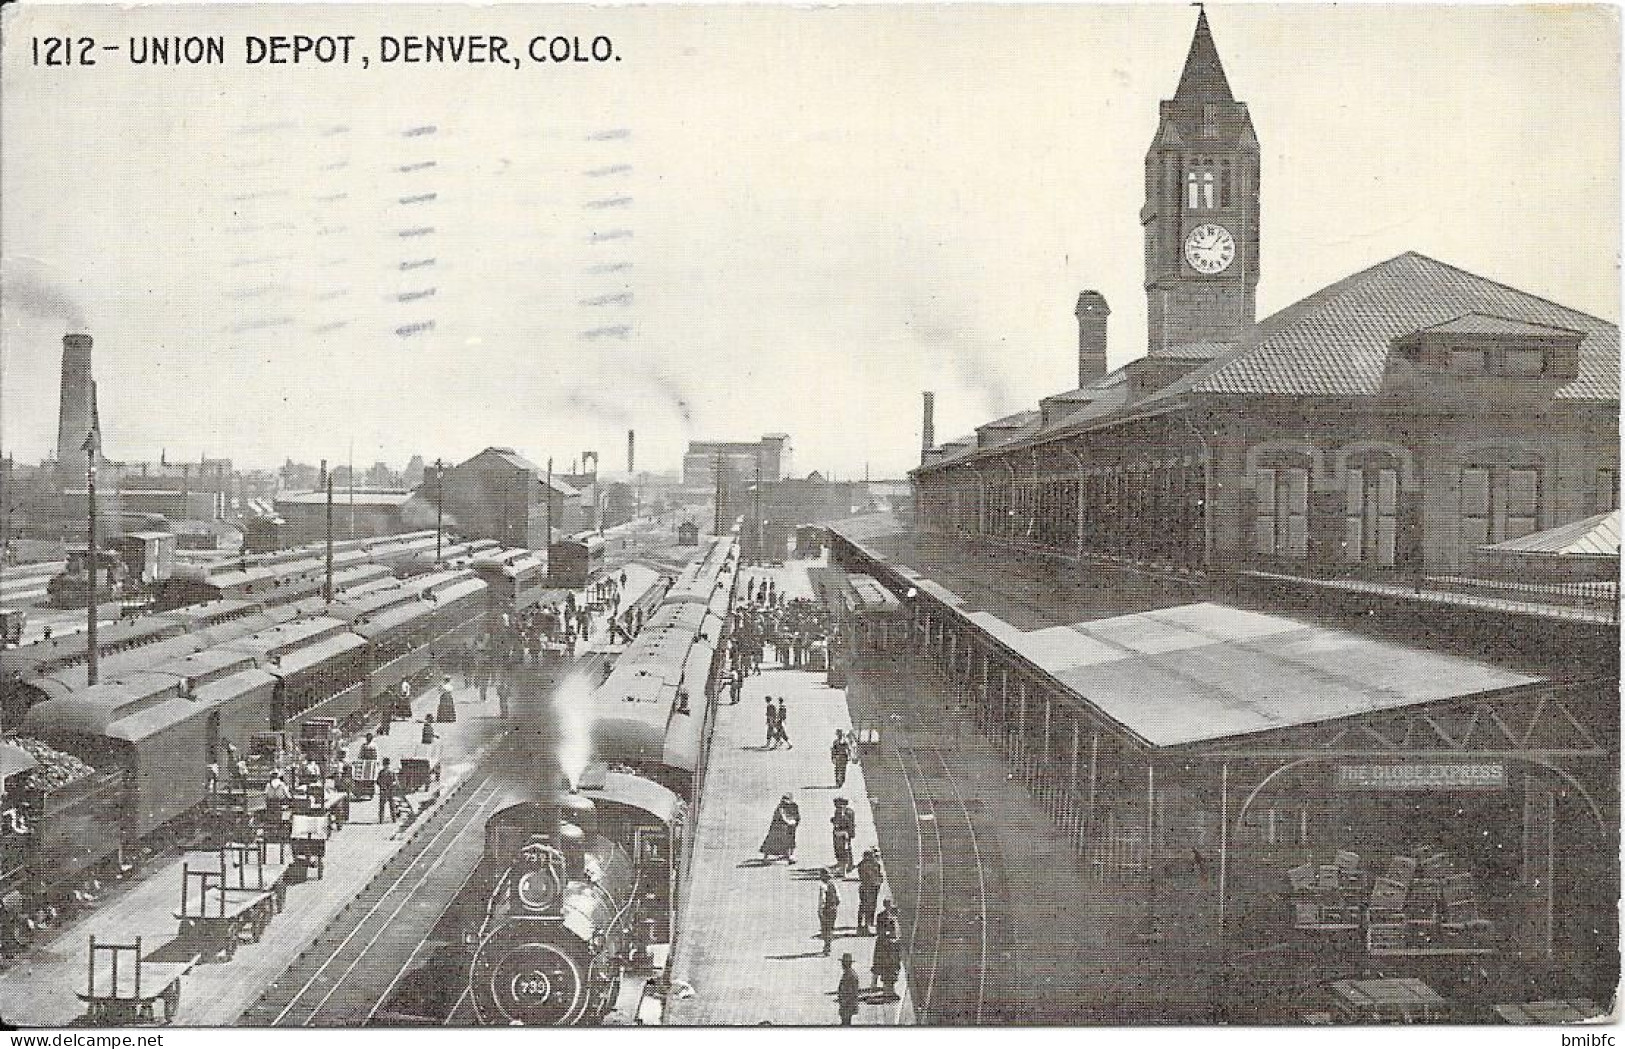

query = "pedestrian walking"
[421, 713, 437, 745]
[817, 869, 841, 956]
[436, 675, 458, 724]
[856, 848, 883, 933]
[830, 730, 851, 787]
[872, 900, 902, 994]
[775, 697, 792, 749]
[831, 798, 855, 877]
[836, 953, 861, 1026]
[376, 759, 399, 822]
[759, 793, 800, 863]
[765, 697, 779, 749]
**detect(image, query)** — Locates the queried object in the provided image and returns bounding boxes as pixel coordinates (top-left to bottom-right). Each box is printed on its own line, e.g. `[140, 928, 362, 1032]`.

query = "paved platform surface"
[0, 678, 509, 1027]
[667, 559, 914, 1026]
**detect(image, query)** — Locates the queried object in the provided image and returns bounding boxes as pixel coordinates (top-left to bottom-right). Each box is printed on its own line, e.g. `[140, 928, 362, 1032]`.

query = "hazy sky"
[1, 3, 1617, 479]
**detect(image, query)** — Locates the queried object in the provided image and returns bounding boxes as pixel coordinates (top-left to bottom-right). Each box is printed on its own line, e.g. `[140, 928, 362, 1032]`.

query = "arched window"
[1186, 168, 1216, 210]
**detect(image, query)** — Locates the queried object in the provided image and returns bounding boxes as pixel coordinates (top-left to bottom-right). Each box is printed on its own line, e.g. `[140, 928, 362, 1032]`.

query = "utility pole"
[712, 450, 724, 536]
[753, 453, 763, 564]
[324, 464, 336, 601]
[83, 430, 100, 685]
[545, 458, 553, 550]
[434, 458, 446, 561]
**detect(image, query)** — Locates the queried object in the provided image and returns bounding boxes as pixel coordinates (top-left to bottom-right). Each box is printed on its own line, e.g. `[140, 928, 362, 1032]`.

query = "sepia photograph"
[0, 0, 1618, 1030]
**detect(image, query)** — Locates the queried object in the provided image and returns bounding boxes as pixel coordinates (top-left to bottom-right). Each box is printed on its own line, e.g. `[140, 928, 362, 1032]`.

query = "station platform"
[0, 571, 653, 1028]
[666, 559, 914, 1026]
[0, 677, 509, 1027]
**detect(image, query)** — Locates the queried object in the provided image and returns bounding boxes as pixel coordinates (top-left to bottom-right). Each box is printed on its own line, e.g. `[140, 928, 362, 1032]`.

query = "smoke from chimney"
[921, 391, 935, 461]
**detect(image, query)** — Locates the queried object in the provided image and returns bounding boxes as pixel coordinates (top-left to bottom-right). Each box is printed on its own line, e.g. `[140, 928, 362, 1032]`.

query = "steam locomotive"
[463, 536, 738, 1025]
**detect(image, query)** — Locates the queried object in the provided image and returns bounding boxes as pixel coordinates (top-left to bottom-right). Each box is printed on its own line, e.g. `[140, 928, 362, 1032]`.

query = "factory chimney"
[920, 391, 935, 462]
[56, 334, 95, 475]
[627, 430, 635, 476]
[1075, 291, 1110, 387]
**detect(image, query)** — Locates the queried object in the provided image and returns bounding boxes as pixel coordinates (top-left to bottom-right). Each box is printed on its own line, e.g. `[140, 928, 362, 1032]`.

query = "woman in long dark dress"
[760, 793, 801, 863]
[871, 899, 902, 993]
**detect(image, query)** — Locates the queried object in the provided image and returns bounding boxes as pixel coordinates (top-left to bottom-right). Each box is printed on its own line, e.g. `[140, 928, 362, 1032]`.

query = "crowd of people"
[735, 568, 903, 1025]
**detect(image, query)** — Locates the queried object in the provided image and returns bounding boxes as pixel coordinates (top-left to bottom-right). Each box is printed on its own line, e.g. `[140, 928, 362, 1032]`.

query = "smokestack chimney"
[921, 391, 935, 461]
[1075, 291, 1110, 387]
[56, 334, 94, 475]
[627, 430, 635, 476]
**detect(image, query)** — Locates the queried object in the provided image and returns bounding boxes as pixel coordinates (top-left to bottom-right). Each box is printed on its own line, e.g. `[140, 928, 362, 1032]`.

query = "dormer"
[1385, 313, 1584, 398]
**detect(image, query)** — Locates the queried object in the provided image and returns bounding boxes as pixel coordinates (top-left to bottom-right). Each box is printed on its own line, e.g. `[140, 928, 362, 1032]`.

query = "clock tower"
[1142, 10, 1259, 355]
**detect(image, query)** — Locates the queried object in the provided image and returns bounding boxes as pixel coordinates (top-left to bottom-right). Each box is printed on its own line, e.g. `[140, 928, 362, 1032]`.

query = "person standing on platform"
[765, 697, 779, 749]
[775, 697, 792, 749]
[376, 759, 399, 822]
[836, 953, 861, 1026]
[729, 667, 744, 706]
[855, 848, 883, 934]
[378, 702, 393, 737]
[358, 732, 378, 761]
[396, 678, 413, 719]
[421, 713, 437, 745]
[437, 675, 458, 723]
[817, 869, 841, 956]
[831, 798, 856, 876]
[760, 793, 800, 863]
[830, 730, 851, 787]
[872, 900, 902, 994]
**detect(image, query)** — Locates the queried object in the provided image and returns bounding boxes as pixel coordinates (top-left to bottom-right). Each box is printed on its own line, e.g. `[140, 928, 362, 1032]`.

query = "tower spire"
[1174, 7, 1234, 103]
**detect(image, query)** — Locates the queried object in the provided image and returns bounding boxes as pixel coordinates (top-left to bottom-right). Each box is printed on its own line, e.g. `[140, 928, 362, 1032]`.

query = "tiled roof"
[1181, 252, 1618, 402]
[1418, 313, 1585, 339]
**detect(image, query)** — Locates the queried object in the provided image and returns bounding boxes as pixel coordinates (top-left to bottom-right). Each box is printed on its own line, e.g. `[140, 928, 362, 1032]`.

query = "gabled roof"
[463, 447, 580, 496]
[1170, 252, 1618, 402]
[1484, 510, 1619, 559]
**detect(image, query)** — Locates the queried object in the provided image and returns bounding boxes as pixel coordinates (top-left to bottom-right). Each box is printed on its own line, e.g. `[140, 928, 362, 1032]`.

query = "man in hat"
[855, 847, 884, 934]
[830, 729, 851, 787]
[817, 869, 841, 956]
[765, 696, 779, 749]
[871, 899, 902, 994]
[835, 953, 861, 1026]
[775, 696, 792, 749]
[831, 798, 855, 877]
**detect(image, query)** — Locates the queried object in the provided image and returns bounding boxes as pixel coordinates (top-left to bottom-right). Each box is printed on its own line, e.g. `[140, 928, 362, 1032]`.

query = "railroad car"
[548, 534, 605, 589]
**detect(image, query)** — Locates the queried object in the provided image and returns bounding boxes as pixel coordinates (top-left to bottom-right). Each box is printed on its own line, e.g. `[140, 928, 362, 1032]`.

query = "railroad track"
[243, 650, 613, 1027]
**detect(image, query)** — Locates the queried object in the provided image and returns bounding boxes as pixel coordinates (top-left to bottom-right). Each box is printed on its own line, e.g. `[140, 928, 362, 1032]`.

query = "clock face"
[1184, 224, 1236, 275]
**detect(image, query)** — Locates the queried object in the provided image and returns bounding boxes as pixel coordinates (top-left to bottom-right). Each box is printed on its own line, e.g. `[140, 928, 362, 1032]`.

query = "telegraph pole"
[83, 430, 100, 685]
[753, 453, 763, 564]
[434, 457, 446, 561]
[545, 458, 553, 548]
[712, 450, 724, 536]
[322, 459, 334, 602]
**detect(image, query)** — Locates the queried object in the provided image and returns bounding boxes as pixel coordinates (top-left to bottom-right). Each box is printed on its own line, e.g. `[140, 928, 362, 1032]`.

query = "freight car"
[548, 534, 605, 589]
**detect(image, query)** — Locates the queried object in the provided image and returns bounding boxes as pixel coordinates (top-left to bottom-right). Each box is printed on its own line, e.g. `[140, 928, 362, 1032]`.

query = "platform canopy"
[1483, 509, 1619, 559]
[830, 515, 1544, 749]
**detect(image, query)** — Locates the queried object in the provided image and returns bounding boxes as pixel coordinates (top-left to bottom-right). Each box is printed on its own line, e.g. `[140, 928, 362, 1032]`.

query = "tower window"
[1202, 104, 1220, 138]
[1220, 161, 1232, 207]
[1186, 169, 1216, 210]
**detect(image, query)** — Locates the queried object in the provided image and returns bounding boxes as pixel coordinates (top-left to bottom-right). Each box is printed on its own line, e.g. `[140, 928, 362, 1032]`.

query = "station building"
[832, 12, 1619, 1019]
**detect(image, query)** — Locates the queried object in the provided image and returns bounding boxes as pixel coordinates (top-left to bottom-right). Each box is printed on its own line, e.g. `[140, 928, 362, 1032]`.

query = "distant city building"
[434, 447, 577, 549]
[273, 489, 417, 544]
[683, 434, 792, 490]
